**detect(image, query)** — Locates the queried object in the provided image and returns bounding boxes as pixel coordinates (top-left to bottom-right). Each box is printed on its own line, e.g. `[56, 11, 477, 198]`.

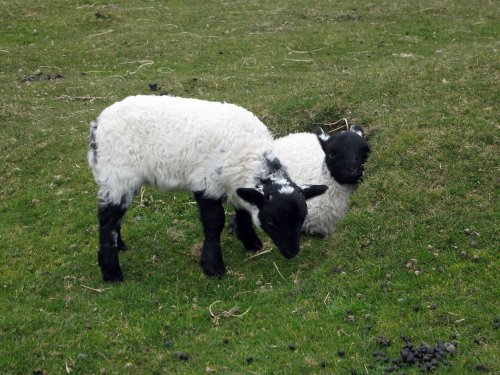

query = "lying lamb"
[230, 125, 370, 237]
[88, 95, 327, 282]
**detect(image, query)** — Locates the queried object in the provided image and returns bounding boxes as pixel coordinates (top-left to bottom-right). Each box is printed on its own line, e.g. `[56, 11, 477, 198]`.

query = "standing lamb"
[88, 95, 327, 282]
[230, 125, 370, 237]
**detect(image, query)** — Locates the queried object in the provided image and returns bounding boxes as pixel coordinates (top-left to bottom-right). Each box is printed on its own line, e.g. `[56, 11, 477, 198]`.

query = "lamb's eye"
[266, 219, 275, 227]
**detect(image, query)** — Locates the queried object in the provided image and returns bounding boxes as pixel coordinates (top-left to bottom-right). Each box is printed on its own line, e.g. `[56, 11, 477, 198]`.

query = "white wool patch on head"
[279, 185, 295, 195]
[270, 173, 295, 194]
[318, 132, 330, 142]
[350, 125, 364, 138]
[271, 177, 289, 186]
[352, 129, 363, 137]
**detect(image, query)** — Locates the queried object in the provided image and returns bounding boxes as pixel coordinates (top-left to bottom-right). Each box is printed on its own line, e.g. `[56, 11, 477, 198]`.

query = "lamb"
[230, 125, 370, 237]
[88, 95, 327, 282]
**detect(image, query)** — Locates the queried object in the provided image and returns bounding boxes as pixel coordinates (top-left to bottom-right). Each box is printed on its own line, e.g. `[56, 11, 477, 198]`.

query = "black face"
[317, 129, 370, 185]
[257, 188, 307, 259]
[236, 179, 327, 259]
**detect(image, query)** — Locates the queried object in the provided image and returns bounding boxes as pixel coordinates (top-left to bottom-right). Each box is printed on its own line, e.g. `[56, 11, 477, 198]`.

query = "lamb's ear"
[314, 127, 330, 154]
[300, 184, 328, 200]
[237, 188, 265, 208]
[350, 124, 365, 138]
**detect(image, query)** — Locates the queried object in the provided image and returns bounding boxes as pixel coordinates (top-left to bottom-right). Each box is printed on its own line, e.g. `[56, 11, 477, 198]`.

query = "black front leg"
[234, 209, 263, 252]
[194, 191, 226, 277]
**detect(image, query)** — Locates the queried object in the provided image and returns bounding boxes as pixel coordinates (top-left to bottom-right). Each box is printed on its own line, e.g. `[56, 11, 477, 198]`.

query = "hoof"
[201, 260, 226, 278]
[244, 237, 263, 252]
[100, 264, 124, 282]
[98, 250, 123, 282]
[102, 269, 124, 282]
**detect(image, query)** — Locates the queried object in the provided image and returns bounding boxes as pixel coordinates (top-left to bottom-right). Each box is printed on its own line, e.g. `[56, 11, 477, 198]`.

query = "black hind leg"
[98, 201, 127, 282]
[233, 209, 263, 252]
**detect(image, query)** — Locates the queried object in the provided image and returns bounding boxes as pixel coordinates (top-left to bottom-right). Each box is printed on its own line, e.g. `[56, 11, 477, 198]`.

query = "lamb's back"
[93, 96, 272, 197]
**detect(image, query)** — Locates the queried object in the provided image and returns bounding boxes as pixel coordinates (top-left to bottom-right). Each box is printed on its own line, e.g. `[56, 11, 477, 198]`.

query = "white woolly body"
[89, 95, 273, 214]
[272, 133, 355, 236]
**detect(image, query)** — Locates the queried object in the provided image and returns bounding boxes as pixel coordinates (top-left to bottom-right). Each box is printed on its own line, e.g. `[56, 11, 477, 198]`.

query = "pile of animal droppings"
[374, 336, 456, 373]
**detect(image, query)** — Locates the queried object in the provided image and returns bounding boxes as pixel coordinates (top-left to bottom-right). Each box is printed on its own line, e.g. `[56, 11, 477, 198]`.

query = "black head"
[315, 125, 370, 185]
[236, 173, 327, 259]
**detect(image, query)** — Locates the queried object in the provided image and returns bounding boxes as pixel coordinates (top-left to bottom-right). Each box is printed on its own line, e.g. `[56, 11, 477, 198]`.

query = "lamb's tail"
[88, 120, 99, 168]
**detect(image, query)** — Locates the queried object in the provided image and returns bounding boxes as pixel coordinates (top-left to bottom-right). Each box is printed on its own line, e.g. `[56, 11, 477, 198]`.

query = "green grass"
[0, 0, 498, 373]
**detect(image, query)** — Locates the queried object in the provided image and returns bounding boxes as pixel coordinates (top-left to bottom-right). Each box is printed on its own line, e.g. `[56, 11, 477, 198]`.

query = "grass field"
[0, 0, 498, 373]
